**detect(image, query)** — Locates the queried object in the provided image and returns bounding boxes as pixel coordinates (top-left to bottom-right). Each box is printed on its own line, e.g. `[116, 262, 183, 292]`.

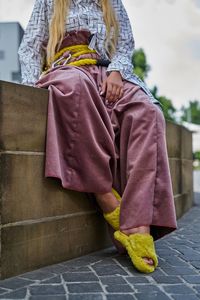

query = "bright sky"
[0, 0, 200, 110]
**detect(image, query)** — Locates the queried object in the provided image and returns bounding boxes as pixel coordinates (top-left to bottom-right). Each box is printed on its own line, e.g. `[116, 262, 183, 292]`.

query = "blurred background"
[0, 0, 199, 187]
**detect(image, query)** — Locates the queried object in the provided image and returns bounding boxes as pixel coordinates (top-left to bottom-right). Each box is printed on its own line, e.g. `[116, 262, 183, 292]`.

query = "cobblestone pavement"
[0, 193, 200, 300]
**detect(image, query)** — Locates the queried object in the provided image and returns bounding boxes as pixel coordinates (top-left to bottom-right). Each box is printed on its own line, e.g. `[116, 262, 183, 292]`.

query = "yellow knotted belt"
[42, 44, 110, 76]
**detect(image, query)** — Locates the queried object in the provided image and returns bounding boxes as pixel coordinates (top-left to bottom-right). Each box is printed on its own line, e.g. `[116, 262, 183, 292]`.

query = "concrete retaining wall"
[0, 80, 193, 279]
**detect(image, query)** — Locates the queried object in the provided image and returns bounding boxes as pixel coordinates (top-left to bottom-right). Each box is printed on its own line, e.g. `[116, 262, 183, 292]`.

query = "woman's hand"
[100, 71, 124, 102]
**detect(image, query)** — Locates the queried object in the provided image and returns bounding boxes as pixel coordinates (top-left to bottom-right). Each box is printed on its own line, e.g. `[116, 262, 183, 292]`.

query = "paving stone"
[171, 295, 200, 300]
[114, 256, 134, 267]
[105, 284, 134, 293]
[106, 295, 135, 300]
[91, 265, 128, 276]
[135, 292, 171, 300]
[93, 259, 117, 267]
[163, 284, 195, 294]
[100, 276, 127, 285]
[125, 277, 150, 284]
[156, 249, 179, 256]
[20, 270, 54, 281]
[62, 272, 98, 282]
[164, 256, 190, 267]
[0, 287, 10, 295]
[29, 284, 66, 295]
[153, 275, 183, 284]
[145, 268, 165, 277]
[0, 287, 27, 298]
[161, 267, 198, 275]
[0, 277, 33, 290]
[193, 286, 200, 293]
[182, 275, 200, 284]
[180, 253, 200, 260]
[67, 283, 103, 293]
[134, 285, 161, 294]
[65, 266, 91, 272]
[41, 275, 62, 284]
[30, 296, 67, 300]
[68, 295, 103, 300]
[40, 264, 68, 274]
[126, 267, 165, 277]
[191, 261, 200, 269]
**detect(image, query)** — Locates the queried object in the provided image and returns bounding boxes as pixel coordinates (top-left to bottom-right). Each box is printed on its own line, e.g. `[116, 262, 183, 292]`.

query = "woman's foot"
[95, 191, 154, 266]
[122, 226, 154, 266]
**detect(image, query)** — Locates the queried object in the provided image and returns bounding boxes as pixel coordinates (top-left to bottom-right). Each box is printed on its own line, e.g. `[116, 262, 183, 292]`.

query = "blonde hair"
[46, 0, 119, 66]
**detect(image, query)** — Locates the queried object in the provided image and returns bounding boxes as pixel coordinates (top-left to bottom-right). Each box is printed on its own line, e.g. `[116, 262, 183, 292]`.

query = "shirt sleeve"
[18, 0, 49, 86]
[106, 0, 135, 78]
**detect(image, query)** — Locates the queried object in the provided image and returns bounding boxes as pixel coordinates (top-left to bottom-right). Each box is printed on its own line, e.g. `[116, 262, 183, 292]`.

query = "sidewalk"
[0, 193, 200, 300]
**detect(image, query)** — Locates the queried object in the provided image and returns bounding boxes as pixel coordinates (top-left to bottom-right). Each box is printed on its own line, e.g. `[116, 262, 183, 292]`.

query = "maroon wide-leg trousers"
[37, 43, 177, 241]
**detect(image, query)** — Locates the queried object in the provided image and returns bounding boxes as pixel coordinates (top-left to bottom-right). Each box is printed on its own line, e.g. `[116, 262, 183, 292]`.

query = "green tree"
[132, 48, 151, 81]
[194, 151, 200, 161]
[180, 100, 200, 124]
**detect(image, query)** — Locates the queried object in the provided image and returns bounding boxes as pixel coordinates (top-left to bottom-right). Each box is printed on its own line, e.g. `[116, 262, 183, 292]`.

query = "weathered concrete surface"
[0, 81, 48, 152]
[0, 193, 199, 300]
[166, 121, 194, 219]
[0, 81, 194, 279]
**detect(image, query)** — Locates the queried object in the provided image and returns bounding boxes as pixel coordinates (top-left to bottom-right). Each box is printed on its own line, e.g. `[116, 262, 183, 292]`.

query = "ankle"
[95, 191, 119, 213]
[122, 226, 150, 236]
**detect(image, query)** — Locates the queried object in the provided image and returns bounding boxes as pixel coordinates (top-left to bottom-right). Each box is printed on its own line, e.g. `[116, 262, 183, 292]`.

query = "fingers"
[100, 73, 124, 103]
[100, 80, 107, 96]
[106, 84, 123, 102]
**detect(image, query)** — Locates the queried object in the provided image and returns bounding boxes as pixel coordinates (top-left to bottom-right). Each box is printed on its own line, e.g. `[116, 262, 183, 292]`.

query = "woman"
[18, 0, 177, 273]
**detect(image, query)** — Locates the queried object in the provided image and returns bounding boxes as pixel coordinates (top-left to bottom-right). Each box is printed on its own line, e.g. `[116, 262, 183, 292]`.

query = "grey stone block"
[67, 283, 103, 293]
[125, 277, 150, 284]
[106, 295, 135, 300]
[100, 276, 127, 285]
[164, 256, 190, 267]
[30, 296, 66, 300]
[41, 275, 62, 284]
[135, 292, 171, 300]
[91, 265, 128, 276]
[193, 286, 200, 293]
[105, 284, 134, 293]
[0, 287, 10, 295]
[171, 295, 200, 300]
[191, 261, 200, 269]
[182, 275, 200, 284]
[62, 272, 99, 282]
[20, 270, 54, 281]
[69, 295, 103, 300]
[153, 275, 183, 284]
[163, 284, 195, 294]
[0, 287, 27, 299]
[134, 285, 161, 294]
[29, 284, 66, 295]
[0, 277, 33, 290]
[161, 267, 198, 275]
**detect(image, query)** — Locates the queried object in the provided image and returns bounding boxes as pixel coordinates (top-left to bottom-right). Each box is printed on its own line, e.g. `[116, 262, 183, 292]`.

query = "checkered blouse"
[18, 0, 159, 104]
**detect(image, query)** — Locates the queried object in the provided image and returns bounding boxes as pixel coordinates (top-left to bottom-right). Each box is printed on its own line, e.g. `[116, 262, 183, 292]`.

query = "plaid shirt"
[18, 0, 159, 104]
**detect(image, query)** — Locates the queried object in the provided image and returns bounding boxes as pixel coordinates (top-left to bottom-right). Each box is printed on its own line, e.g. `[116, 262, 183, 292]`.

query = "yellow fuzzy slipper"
[103, 188, 121, 230]
[114, 231, 158, 273]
